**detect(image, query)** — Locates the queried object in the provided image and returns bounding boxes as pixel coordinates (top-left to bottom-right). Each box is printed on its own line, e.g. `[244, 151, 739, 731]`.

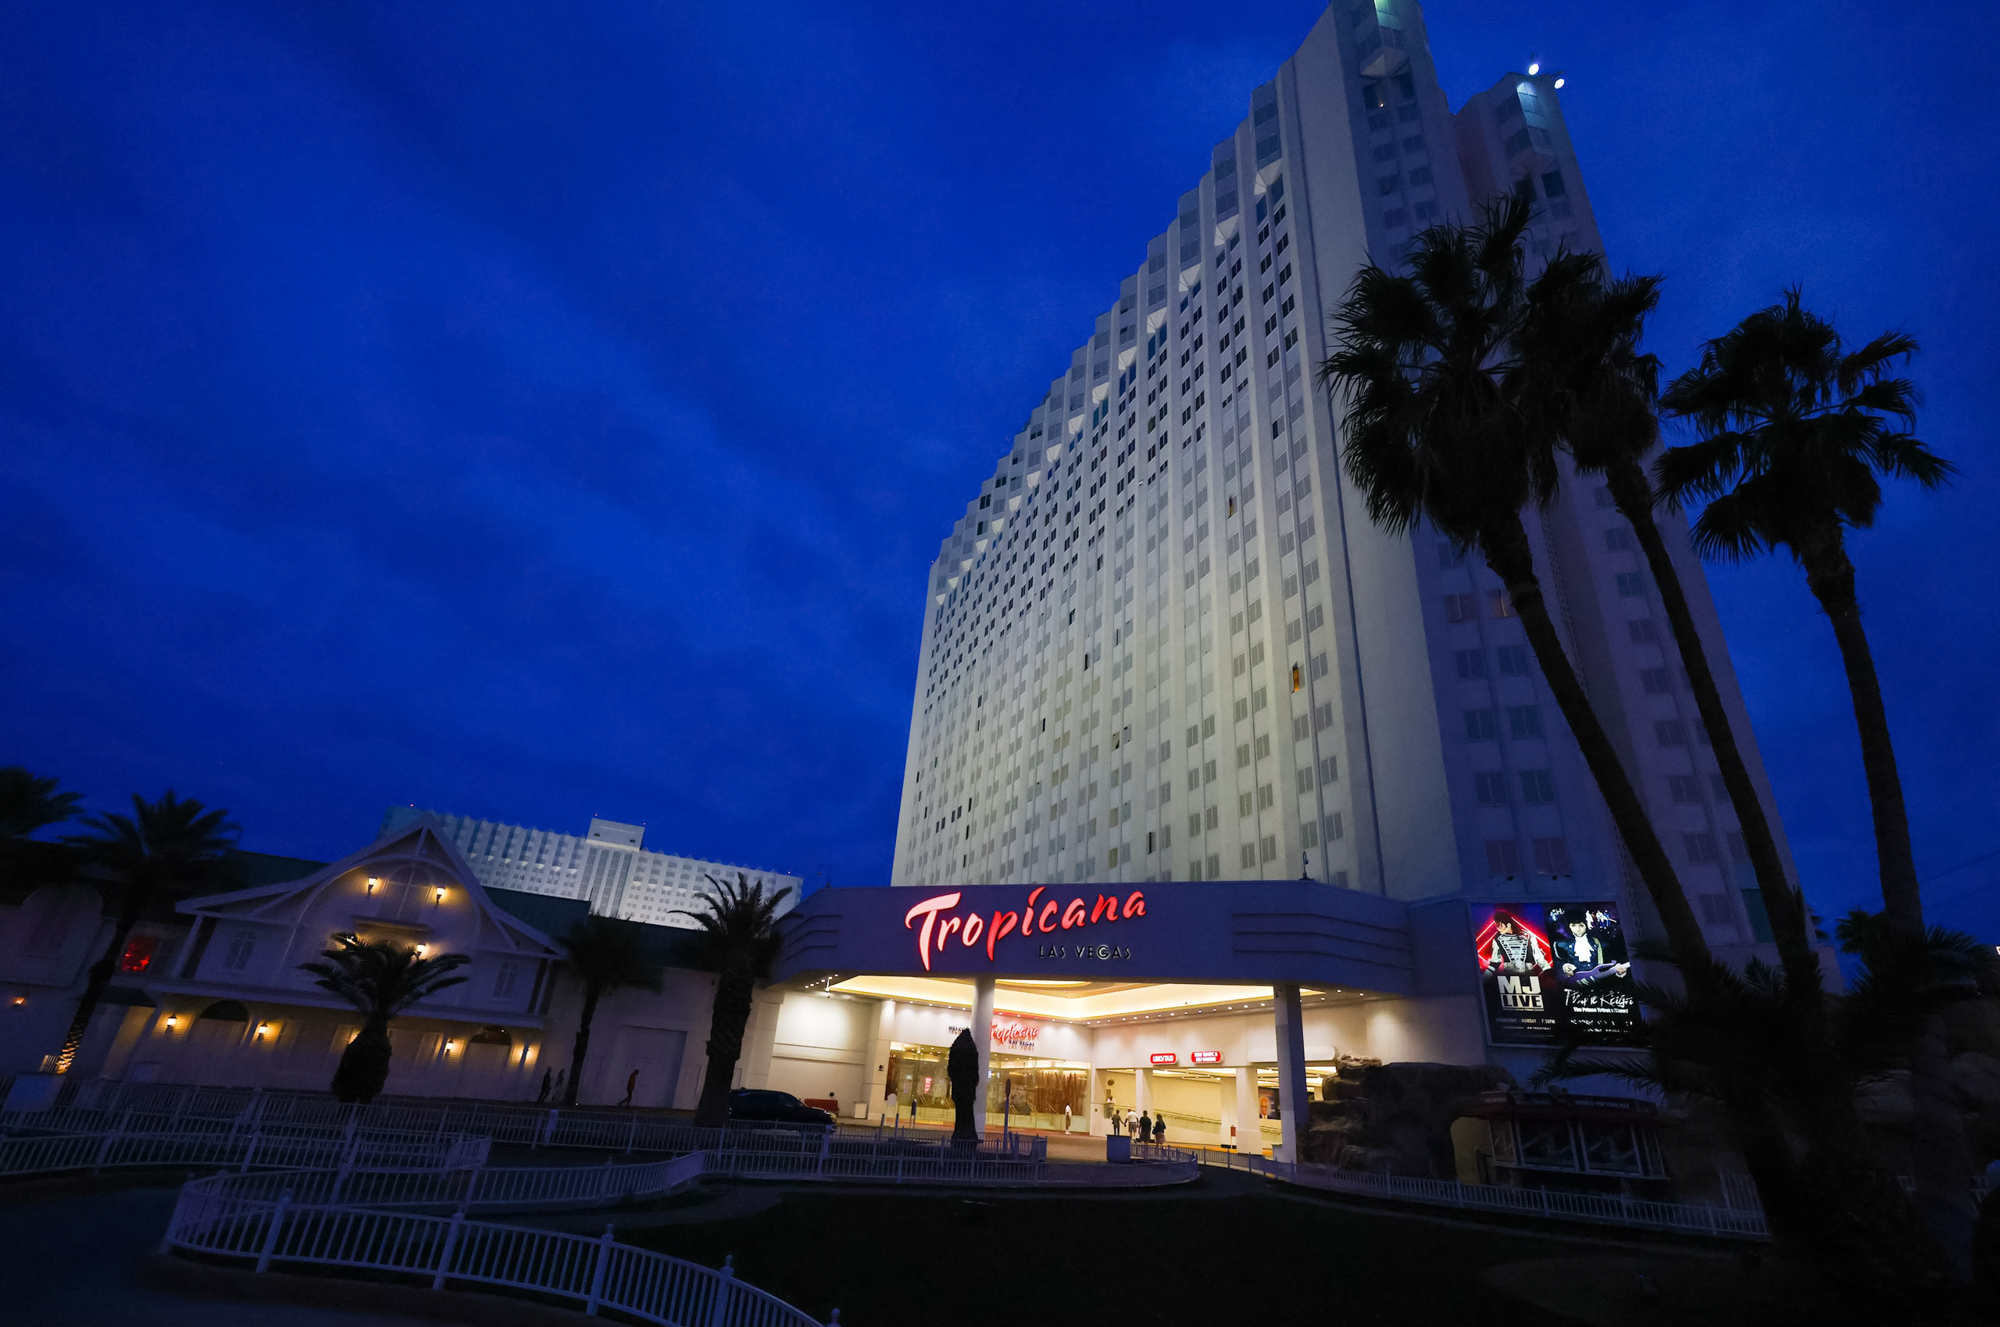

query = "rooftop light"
[1554, 77, 1565, 88]
[1527, 60, 1540, 75]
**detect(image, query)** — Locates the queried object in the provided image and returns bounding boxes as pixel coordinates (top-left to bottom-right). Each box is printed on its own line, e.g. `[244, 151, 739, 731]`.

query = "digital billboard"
[1472, 901, 1641, 1047]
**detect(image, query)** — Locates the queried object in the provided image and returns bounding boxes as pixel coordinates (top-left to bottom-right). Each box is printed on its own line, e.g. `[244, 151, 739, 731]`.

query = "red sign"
[1149, 1052, 1178, 1065]
[992, 1023, 1041, 1049]
[903, 886, 1149, 971]
[1190, 1051, 1224, 1065]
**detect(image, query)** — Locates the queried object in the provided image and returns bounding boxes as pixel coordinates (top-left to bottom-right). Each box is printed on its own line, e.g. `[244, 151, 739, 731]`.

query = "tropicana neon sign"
[904, 887, 1147, 971]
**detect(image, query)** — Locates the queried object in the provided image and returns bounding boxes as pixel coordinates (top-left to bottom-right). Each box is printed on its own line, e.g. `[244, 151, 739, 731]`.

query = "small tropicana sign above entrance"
[904, 886, 1148, 971]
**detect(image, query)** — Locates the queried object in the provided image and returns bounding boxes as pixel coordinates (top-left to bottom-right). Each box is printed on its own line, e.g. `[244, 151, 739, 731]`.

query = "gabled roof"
[179, 815, 563, 960]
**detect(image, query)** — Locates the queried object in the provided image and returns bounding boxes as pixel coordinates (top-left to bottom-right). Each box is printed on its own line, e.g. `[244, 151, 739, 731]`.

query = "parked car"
[728, 1089, 834, 1127]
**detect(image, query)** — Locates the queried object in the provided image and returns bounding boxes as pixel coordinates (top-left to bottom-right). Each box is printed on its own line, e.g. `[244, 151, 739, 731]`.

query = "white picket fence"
[162, 1174, 828, 1326]
[1198, 1148, 1770, 1239]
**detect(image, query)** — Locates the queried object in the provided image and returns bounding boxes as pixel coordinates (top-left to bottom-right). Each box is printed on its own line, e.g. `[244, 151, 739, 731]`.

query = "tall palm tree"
[681, 873, 793, 1129]
[555, 914, 664, 1107]
[55, 791, 240, 1073]
[302, 933, 471, 1104]
[1318, 198, 1710, 971]
[1657, 288, 1967, 1269]
[1517, 259, 1822, 1004]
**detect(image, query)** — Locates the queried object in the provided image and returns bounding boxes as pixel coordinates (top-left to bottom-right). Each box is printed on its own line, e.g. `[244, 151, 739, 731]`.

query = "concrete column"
[1233, 1066, 1261, 1154]
[1134, 1067, 1151, 1123]
[1218, 1068, 1239, 1149]
[971, 976, 995, 1137]
[1273, 982, 1310, 1163]
[863, 999, 896, 1122]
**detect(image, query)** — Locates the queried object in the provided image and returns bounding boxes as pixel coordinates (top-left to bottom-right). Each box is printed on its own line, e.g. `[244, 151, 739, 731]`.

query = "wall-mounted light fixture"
[255, 1023, 270, 1039]
[366, 877, 381, 893]
[433, 886, 447, 903]
[9, 996, 25, 1008]
[443, 1039, 458, 1054]
[415, 944, 430, 957]
[164, 1013, 179, 1030]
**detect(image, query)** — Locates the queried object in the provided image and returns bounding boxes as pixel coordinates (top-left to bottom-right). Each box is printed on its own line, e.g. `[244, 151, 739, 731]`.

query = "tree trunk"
[1806, 542, 1972, 1276]
[562, 983, 601, 1107]
[1481, 514, 1712, 970]
[1607, 460, 1821, 999]
[54, 898, 140, 1074]
[693, 969, 756, 1129]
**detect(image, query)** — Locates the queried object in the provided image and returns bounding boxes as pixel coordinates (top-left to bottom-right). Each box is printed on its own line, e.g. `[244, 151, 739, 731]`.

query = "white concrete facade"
[382, 807, 801, 934]
[888, 0, 1799, 964]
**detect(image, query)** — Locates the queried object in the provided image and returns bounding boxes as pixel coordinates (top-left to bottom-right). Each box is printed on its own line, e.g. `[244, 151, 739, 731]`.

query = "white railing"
[162, 1177, 828, 1327]
[0, 1120, 487, 1182]
[1199, 1149, 1770, 1239]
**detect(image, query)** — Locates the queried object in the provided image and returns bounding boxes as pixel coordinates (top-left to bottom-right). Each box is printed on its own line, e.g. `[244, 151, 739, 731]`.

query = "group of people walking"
[1116, 1106, 1168, 1144]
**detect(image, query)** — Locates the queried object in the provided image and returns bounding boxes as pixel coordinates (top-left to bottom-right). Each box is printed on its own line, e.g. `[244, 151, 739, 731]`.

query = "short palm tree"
[1518, 259, 1823, 1002]
[0, 767, 82, 841]
[555, 914, 664, 1107]
[55, 791, 240, 1072]
[1318, 197, 1710, 971]
[681, 873, 793, 1129]
[1657, 288, 1967, 1269]
[301, 933, 471, 1103]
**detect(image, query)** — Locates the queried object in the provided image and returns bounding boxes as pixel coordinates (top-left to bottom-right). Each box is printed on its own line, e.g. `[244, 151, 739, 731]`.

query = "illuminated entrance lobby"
[759, 879, 1490, 1160]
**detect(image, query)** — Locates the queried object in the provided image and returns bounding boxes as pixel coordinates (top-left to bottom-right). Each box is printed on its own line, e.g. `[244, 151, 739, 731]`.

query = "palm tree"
[1657, 289, 1967, 1269]
[1517, 259, 1824, 1006]
[555, 914, 664, 1107]
[55, 791, 240, 1073]
[681, 873, 793, 1129]
[302, 933, 471, 1104]
[0, 767, 82, 841]
[1317, 198, 1710, 971]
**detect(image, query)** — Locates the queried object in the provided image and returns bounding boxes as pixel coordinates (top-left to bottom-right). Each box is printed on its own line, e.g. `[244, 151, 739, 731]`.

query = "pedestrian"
[551, 1068, 567, 1103]
[1063, 1101, 1073, 1133]
[1126, 1109, 1139, 1138]
[620, 1069, 639, 1107]
[1138, 1111, 1153, 1144]
[1153, 1111, 1166, 1146]
[536, 1068, 552, 1104]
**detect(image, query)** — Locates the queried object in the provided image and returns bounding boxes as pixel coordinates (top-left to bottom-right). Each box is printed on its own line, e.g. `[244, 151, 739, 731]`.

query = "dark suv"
[728, 1089, 834, 1127]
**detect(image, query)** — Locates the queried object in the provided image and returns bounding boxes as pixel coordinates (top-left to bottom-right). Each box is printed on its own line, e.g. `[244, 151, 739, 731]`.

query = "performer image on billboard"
[1482, 910, 1552, 975]
[1546, 903, 1640, 1043]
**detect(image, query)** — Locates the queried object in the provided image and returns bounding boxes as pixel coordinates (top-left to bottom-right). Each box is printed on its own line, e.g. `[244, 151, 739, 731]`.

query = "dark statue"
[947, 1028, 981, 1144]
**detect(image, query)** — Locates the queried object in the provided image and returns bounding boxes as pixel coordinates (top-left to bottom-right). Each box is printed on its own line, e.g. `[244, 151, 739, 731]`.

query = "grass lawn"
[618, 1171, 1857, 1326]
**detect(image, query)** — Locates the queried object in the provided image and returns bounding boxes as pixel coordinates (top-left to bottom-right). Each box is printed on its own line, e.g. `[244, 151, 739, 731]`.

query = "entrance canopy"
[772, 880, 1414, 996]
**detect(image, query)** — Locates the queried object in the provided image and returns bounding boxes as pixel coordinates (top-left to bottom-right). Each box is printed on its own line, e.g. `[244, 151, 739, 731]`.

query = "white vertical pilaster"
[863, 999, 896, 1121]
[1273, 983, 1310, 1163]
[1234, 1065, 1261, 1155]
[971, 976, 995, 1137]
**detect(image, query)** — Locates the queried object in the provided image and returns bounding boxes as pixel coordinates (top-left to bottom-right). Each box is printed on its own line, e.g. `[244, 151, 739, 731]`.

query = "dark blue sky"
[3, 2, 1995, 932]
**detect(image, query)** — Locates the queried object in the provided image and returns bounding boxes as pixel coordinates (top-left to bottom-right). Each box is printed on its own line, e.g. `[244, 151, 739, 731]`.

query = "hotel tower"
[890, 0, 1799, 956]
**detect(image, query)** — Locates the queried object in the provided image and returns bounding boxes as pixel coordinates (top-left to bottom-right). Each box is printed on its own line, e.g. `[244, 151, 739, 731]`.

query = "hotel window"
[1697, 893, 1735, 927]
[1641, 667, 1671, 695]
[1486, 839, 1523, 875]
[1465, 709, 1498, 740]
[492, 962, 519, 999]
[1541, 170, 1568, 198]
[1489, 590, 1514, 619]
[1497, 645, 1529, 676]
[1507, 705, 1542, 739]
[1685, 832, 1721, 864]
[1629, 619, 1659, 645]
[1445, 593, 1476, 623]
[1378, 175, 1400, 196]
[1260, 835, 1278, 862]
[1532, 837, 1571, 876]
[1437, 540, 1465, 568]
[1656, 720, 1687, 747]
[1604, 527, 1633, 552]
[1520, 769, 1555, 804]
[1319, 756, 1339, 784]
[1669, 774, 1701, 804]
[1240, 845, 1258, 869]
[1616, 573, 1644, 597]
[1239, 793, 1255, 818]
[1455, 649, 1486, 679]
[1475, 772, 1508, 806]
